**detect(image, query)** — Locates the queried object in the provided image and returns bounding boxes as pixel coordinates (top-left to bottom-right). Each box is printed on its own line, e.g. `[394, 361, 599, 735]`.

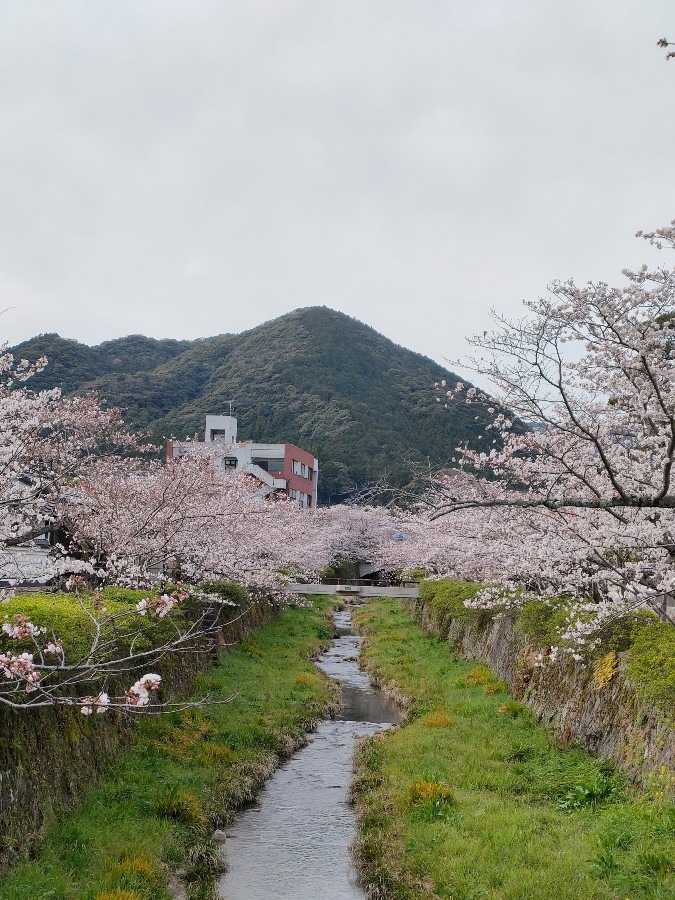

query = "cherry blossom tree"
[65, 449, 325, 590]
[1, 583, 192, 712]
[0, 345, 142, 561]
[422, 221, 675, 647]
[657, 37, 675, 60]
[0, 347, 309, 713]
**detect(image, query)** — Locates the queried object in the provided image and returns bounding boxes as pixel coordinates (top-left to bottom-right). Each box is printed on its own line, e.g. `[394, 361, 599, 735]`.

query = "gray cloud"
[0, 0, 673, 374]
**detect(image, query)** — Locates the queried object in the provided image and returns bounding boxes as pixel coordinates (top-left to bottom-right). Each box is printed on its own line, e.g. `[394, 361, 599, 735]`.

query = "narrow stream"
[218, 608, 400, 900]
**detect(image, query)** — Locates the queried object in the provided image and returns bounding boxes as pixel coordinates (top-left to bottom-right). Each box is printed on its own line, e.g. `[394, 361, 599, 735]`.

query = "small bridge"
[287, 579, 419, 599]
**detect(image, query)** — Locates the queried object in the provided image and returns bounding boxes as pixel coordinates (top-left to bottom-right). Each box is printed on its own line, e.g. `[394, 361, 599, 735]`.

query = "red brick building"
[167, 415, 318, 508]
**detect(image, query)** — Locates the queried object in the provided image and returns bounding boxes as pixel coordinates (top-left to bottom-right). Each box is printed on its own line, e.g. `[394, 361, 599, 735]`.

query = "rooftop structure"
[167, 416, 318, 509]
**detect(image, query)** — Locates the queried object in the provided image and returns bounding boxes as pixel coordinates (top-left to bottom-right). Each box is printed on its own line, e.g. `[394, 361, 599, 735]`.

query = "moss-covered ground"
[0, 597, 339, 900]
[353, 598, 675, 900]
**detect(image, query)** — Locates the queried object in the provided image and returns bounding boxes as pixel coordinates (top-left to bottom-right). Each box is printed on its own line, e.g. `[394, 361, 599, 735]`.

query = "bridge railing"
[317, 577, 420, 588]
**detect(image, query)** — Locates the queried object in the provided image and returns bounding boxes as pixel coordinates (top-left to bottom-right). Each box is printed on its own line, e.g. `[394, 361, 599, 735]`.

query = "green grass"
[353, 598, 675, 900]
[0, 598, 339, 900]
[419, 578, 675, 717]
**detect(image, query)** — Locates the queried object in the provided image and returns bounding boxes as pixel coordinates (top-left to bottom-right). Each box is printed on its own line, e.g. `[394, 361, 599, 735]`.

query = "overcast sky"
[1, 0, 674, 373]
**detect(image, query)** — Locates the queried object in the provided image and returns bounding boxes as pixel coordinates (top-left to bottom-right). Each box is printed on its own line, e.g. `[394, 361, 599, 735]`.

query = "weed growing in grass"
[106, 850, 166, 896]
[423, 711, 453, 728]
[409, 779, 455, 803]
[241, 639, 267, 658]
[95, 891, 143, 900]
[557, 775, 620, 810]
[295, 672, 315, 685]
[647, 765, 675, 802]
[590, 844, 620, 877]
[506, 743, 536, 762]
[497, 699, 528, 718]
[153, 786, 207, 828]
[196, 742, 236, 766]
[149, 712, 214, 762]
[458, 664, 494, 686]
[408, 779, 456, 822]
[638, 849, 674, 876]
[114, 852, 162, 881]
[458, 664, 506, 695]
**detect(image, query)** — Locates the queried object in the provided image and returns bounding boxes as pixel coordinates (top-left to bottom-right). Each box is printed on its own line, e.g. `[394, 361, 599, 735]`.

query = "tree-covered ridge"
[11, 333, 195, 394]
[12, 307, 495, 503]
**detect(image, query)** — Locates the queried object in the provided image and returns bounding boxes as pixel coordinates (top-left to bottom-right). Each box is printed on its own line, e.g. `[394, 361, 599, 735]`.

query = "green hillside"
[12, 333, 194, 394]
[13, 308, 497, 503]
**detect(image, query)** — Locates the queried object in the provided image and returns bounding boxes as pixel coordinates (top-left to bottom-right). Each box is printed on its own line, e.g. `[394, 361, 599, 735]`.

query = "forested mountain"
[11, 333, 194, 394]
[13, 307, 497, 503]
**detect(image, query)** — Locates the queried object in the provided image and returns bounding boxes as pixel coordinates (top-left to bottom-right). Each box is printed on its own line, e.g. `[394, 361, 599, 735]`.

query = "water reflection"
[218, 607, 399, 900]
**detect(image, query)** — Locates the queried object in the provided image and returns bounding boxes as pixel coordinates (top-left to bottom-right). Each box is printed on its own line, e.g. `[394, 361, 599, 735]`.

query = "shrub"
[595, 608, 657, 655]
[199, 580, 248, 607]
[101, 587, 151, 605]
[401, 569, 426, 582]
[627, 621, 675, 717]
[418, 579, 483, 624]
[516, 598, 570, 646]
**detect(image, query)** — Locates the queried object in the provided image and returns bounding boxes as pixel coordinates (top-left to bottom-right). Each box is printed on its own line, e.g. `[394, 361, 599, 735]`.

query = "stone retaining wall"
[409, 598, 674, 783]
[0, 597, 277, 866]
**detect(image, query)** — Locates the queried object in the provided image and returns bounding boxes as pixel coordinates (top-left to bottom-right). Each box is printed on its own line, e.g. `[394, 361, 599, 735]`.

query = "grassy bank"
[0, 597, 339, 900]
[417, 579, 675, 718]
[353, 598, 675, 900]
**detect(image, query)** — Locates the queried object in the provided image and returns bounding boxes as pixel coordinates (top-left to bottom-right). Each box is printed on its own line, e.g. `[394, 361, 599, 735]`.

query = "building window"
[255, 458, 283, 473]
[222, 458, 237, 468]
[292, 460, 312, 479]
[289, 489, 310, 508]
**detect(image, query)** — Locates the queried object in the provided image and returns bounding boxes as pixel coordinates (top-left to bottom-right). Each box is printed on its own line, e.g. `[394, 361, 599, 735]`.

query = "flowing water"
[218, 608, 400, 900]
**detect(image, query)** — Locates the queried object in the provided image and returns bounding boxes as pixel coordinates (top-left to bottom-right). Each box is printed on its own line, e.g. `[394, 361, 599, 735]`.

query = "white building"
[167, 415, 319, 509]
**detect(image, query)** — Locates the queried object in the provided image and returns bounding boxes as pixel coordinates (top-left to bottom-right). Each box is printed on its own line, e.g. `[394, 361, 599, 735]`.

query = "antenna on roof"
[224, 399, 234, 416]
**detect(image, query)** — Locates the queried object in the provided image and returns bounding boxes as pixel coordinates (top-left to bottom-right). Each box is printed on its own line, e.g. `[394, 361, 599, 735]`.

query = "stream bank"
[219, 607, 400, 900]
[352, 598, 675, 900]
[0, 599, 339, 900]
